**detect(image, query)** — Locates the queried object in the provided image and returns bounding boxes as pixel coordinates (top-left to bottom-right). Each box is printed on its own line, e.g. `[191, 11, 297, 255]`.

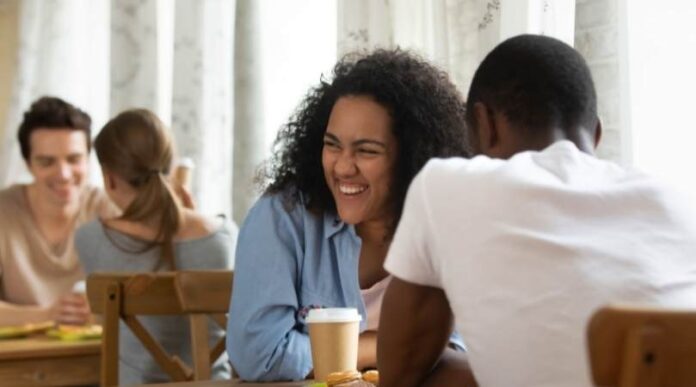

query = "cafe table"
[142, 380, 310, 387]
[0, 334, 100, 386]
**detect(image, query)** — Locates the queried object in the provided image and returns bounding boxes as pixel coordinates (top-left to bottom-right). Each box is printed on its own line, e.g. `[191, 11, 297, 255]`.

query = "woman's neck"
[105, 217, 162, 241]
[356, 218, 392, 289]
[355, 218, 391, 246]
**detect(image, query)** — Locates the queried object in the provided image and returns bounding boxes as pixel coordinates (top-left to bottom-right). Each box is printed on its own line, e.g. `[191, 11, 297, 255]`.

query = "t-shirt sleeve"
[384, 166, 441, 288]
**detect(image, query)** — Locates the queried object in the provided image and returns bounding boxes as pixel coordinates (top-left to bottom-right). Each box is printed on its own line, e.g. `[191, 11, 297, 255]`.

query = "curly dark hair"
[17, 96, 92, 161]
[262, 48, 470, 236]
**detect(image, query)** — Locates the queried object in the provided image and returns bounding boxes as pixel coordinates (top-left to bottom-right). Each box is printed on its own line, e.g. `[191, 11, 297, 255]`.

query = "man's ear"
[594, 117, 602, 149]
[473, 102, 499, 155]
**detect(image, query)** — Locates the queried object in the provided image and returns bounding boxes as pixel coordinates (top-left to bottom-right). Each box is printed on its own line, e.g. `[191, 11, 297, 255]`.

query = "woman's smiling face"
[322, 95, 398, 225]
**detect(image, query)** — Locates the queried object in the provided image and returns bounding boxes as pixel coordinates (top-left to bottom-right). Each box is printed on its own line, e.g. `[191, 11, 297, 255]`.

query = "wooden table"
[0, 335, 100, 386]
[143, 380, 309, 387]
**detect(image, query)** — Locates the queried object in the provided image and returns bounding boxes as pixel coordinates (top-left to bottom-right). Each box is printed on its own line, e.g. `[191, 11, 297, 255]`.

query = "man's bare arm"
[378, 277, 477, 387]
[377, 277, 453, 387]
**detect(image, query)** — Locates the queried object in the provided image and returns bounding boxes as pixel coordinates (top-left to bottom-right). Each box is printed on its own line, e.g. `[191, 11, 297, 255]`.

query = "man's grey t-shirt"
[75, 218, 236, 385]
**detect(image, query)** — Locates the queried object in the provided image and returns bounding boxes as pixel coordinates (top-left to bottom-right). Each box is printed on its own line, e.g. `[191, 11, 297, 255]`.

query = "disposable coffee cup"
[72, 280, 86, 295]
[306, 308, 362, 382]
[71, 280, 94, 325]
[172, 157, 195, 190]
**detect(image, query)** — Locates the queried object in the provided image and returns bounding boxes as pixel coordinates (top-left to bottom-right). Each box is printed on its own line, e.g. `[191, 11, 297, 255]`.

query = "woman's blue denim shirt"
[226, 193, 464, 381]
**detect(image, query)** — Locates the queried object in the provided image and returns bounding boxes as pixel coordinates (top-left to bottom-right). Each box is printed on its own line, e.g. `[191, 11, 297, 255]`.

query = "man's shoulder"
[0, 184, 25, 209]
[0, 185, 28, 230]
[422, 156, 508, 179]
[416, 156, 509, 197]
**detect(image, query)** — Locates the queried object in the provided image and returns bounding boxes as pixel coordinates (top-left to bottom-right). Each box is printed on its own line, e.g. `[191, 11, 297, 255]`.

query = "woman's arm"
[226, 195, 313, 381]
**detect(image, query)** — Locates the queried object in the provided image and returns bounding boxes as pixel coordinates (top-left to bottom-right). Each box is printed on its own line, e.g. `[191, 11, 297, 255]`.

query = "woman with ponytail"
[75, 109, 234, 384]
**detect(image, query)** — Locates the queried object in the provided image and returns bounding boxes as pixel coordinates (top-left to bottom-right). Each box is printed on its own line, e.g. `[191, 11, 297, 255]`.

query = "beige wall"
[0, 0, 19, 143]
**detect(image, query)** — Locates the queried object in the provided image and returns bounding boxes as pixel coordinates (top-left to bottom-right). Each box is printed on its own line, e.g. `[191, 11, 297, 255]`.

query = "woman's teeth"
[339, 184, 367, 195]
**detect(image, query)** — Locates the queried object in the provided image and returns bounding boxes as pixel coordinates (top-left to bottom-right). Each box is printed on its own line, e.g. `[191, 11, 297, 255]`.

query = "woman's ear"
[102, 169, 117, 191]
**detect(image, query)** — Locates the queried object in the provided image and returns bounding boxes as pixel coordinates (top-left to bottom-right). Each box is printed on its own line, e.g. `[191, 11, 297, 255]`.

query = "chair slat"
[175, 271, 233, 313]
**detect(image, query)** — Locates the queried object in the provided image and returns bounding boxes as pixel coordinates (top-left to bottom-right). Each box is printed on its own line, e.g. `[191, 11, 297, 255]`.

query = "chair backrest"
[587, 304, 696, 387]
[87, 270, 233, 387]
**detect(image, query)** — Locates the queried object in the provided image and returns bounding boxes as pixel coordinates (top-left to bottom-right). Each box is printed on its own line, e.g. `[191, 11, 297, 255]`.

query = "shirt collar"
[323, 211, 357, 240]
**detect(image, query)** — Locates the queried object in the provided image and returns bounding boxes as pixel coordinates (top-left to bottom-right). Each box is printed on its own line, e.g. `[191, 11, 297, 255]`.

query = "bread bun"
[362, 370, 379, 385]
[326, 370, 362, 386]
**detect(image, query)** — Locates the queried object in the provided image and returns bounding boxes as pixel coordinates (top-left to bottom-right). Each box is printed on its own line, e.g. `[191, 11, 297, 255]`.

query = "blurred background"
[0, 0, 695, 224]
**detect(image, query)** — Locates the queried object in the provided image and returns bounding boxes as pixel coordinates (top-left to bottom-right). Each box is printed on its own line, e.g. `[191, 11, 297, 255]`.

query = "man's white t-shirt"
[385, 140, 696, 387]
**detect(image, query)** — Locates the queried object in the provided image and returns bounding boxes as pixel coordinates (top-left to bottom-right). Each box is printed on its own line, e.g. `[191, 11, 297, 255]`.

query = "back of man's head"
[466, 34, 598, 154]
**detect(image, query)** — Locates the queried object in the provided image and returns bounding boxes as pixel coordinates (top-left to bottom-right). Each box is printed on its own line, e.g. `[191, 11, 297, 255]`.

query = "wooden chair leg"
[102, 282, 121, 387]
[190, 314, 211, 380]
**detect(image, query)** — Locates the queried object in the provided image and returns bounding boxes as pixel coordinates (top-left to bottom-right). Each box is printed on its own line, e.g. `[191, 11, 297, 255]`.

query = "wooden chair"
[587, 304, 696, 387]
[86, 270, 233, 387]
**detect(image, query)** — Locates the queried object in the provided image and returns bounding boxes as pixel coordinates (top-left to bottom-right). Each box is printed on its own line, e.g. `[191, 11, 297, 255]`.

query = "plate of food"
[310, 370, 380, 387]
[0, 321, 55, 339]
[46, 324, 102, 341]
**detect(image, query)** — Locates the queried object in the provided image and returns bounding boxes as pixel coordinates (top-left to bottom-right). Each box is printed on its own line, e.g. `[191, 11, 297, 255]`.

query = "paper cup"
[172, 157, 195, 190]
[306, 308, 362, 382]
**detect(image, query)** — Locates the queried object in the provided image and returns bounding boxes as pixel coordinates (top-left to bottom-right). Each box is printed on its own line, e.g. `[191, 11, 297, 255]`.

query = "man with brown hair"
[0, 96, 116, 326]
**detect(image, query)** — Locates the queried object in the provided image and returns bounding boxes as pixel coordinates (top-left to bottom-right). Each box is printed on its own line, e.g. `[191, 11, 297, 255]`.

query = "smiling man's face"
[27, 128, 89, 207]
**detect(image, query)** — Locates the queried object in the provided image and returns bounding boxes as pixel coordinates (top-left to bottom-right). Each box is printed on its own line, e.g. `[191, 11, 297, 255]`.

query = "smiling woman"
[322, 96, 398, 227]
[227, 49, 470, 382]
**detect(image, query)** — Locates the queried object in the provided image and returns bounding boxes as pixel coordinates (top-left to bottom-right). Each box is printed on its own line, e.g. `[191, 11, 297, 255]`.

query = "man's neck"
[25, 184, 80, 224]
[545, 128, 596, 155]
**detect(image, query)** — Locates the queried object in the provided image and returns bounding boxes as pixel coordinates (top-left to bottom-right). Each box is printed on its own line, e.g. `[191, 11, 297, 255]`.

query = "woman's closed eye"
[323, 139, 341, 150]
[357, 147, 382, 155]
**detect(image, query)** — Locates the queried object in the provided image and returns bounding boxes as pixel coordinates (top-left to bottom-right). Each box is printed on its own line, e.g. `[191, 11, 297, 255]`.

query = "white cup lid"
[72, 280, 86, 294]
[175, 157, 195, 169]
[305, 308, 362, 323]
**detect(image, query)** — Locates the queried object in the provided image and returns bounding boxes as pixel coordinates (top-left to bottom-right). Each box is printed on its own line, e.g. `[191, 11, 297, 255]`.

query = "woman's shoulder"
[74, 219, 108, 266]
[177, 210, 226, 240]
[246, 189, 327, 227]
[176, 212, 235, 269]
[75, 219, 105, 243]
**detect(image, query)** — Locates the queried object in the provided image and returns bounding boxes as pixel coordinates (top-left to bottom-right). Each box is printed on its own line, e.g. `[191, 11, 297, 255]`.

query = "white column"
[110, 0, 173, 118]
[171, 0, 235, 217]
[2, 0, 109, 186]
[232, 0, 265, 224]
